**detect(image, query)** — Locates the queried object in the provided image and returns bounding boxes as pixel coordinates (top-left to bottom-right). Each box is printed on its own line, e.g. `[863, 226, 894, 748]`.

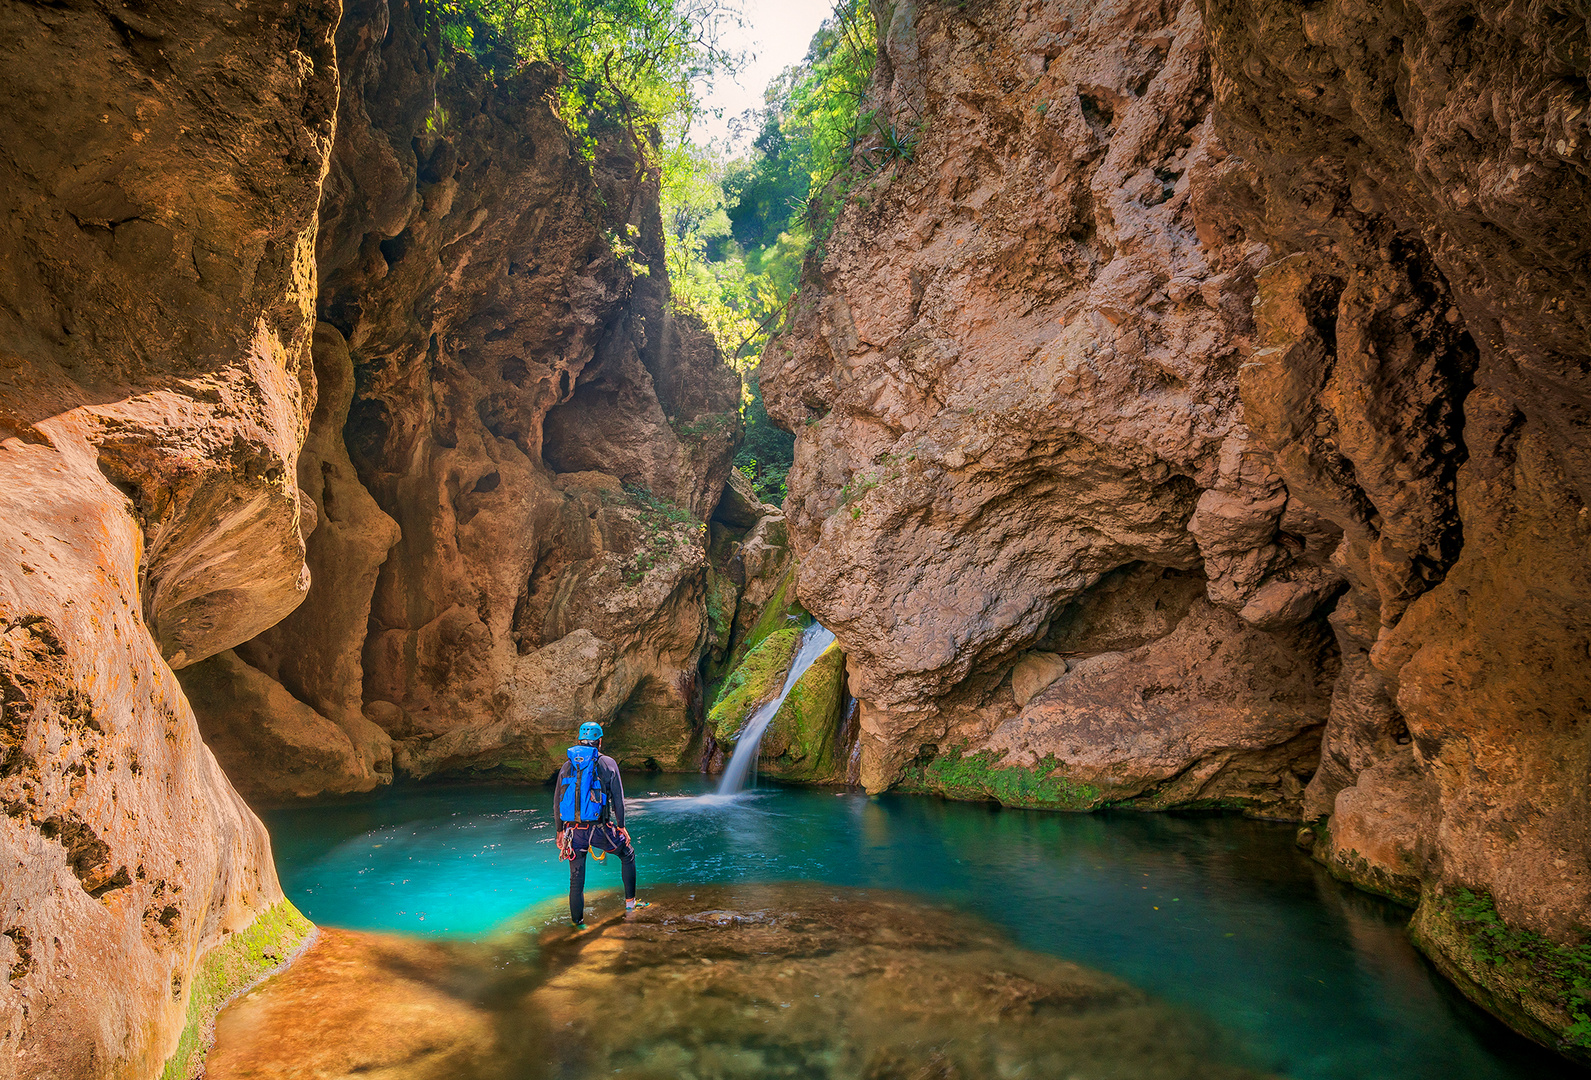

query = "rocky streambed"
[205, 883, 1279, 1080]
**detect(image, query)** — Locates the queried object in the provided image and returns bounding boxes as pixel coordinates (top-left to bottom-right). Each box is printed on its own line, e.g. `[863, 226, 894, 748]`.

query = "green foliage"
[425, 0, 744, 155]
[651, 2, 884, 517]
[1440, 888, 1591, 1048]
[736, 567, 807, 660]
[161, 901, 313, 1079]
[733, 382, 795, 502]
[610, 482, 702, 585]
[903, 746, 1103, 811]
[660, 0, 878, 492]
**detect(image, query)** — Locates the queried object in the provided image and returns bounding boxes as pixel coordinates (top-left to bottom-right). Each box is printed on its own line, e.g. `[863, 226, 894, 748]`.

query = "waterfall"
[716, 623, 836, 795]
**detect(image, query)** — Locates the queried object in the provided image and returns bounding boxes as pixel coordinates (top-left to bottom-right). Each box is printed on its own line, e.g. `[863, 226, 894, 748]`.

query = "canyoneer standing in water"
[554, 722, 648, 927]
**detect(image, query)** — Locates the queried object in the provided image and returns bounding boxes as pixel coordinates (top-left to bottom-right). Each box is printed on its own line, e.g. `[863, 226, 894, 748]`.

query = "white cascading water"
[716, 622, 836, 795]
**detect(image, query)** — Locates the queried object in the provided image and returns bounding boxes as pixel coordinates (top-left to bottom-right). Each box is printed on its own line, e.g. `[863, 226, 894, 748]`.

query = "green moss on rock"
[901, 746, 1102, 811]
[161, 899, 313, 1079]
[737, 569, 809, 663]
[705, 566, 740, 657]
[1412, 887, 1591, 1063]
[704, 561, 806, 700]
[760, 641, 847, 782]
[709, 628, 802, 743]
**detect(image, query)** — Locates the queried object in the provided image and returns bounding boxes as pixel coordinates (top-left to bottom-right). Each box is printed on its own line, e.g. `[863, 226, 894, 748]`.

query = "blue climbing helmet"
[578, 721, 604, 741]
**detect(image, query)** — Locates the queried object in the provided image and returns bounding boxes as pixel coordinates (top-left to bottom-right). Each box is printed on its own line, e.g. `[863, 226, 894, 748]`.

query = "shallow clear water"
[264, 775, 1583, 1080]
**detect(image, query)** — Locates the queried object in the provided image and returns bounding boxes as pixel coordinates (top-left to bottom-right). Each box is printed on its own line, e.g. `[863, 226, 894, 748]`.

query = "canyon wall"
[1200, 0, 1591, 1055]
[0, 0, 336, 1074]
[762, 0, 1342, 817]
[763, 0, 1590, 1058]
[0, 0, 754, 1071]
[181, 0, 750, 800]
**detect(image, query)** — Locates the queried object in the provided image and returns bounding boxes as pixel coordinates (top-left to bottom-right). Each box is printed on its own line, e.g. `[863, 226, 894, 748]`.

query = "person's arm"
[603, 757, 626, 829]
[553, 762, 569, 829]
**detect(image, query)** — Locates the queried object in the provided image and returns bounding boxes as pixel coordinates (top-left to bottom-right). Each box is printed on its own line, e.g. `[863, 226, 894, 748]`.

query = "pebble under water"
[263, 775, 1582, 1080]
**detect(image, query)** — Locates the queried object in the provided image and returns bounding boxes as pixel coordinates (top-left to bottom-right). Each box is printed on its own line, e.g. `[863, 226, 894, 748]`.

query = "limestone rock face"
[761, 0, 1337, 807]
[203, 0, 745, 789]
[181, 650, 380, 804]
[0, 0, 337, 1073]
[1198, 0, 1591, 1053]
[226, 323, 401, 795]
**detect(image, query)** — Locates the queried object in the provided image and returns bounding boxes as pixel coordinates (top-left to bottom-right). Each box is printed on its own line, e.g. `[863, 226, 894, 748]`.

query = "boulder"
[760, 641, 849, 782]
[713, 467, 771, 528]
[181, 650, 385, 803]
[1011, 652, 1069, 709]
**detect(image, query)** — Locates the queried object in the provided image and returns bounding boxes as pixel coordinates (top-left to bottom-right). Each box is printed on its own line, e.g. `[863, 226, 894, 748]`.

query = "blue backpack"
[559, 745, 607, 823]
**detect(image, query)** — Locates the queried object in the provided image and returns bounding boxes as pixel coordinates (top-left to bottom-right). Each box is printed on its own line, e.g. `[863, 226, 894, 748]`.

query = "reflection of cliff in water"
[207, 884, 1276, 1080]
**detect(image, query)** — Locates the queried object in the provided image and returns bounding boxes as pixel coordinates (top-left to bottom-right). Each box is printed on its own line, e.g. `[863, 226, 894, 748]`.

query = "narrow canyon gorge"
[0, 0, 1587, 1077]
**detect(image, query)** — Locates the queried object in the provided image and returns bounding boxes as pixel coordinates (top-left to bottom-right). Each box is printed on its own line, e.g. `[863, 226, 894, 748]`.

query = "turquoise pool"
[263, 774, 1582, 1080]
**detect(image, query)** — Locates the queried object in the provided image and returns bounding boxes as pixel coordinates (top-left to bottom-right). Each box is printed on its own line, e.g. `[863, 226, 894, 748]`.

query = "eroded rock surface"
[207, 885, 1277, 1080]
[194, 0, 749, 791]
[0, 0, 337, 1072]
[761, 0, 1339, 809]
[763, 0, 1591, 1058]
[1199, 0, 1591, 1054]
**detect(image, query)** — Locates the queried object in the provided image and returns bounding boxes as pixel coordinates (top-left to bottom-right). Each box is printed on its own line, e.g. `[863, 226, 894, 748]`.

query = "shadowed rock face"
[1197, 0, 1591, 1053]
[761, 0, 1339, 808]
[206, 885, 1278, 1080]
[765, 0, 1591, 1057]
[185, 0, 747, 795]
[0, 0, 338, 1073]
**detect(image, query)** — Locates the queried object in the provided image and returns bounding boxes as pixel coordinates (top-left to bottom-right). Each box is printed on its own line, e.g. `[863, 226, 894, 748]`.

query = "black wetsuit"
[553, 748, 635, 922]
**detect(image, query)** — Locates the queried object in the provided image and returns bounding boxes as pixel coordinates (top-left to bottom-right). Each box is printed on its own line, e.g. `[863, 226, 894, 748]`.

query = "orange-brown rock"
[193, 0, 747, 792]
[1199, 0, 1591, 1053]
[0, 0, 337, 1073]
[761, 0, 1339, 808]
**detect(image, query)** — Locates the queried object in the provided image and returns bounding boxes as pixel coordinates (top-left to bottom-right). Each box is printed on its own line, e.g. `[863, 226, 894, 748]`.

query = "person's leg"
[568, 835, 589, 924]
[620, 848, 637, 901]
[590, 826, 639, 903]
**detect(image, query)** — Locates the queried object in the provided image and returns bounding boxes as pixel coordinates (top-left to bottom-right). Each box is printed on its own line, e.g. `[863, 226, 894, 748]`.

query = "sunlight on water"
[263, 775, 1583, 1080]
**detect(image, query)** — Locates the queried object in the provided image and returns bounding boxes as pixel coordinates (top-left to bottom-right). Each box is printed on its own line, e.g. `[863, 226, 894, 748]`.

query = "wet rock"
[708, 628, 803, 746]
[206, 885, 1278, 1080]
[759, 641, 849, 782]
[1316, 750, 1430, 907]
[0, 0, 336, 1071]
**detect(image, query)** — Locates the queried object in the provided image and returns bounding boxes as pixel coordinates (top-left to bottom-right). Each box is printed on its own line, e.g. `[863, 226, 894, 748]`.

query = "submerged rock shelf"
[208, 884, 1277, 1080]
